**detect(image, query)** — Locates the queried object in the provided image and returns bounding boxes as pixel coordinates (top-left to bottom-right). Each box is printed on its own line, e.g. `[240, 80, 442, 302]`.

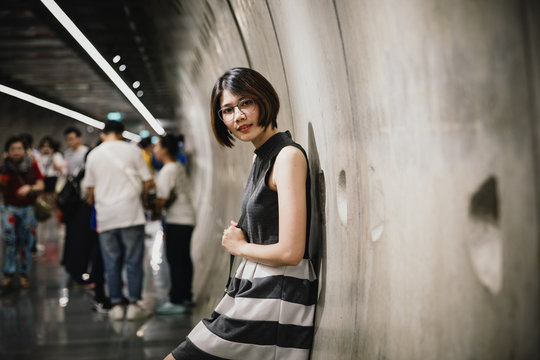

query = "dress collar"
[254, 131, 291, 161]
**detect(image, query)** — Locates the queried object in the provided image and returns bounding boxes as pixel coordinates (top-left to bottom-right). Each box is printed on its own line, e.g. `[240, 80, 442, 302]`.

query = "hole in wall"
[467, 175, 503, 294]
[337, 170, 347, 225]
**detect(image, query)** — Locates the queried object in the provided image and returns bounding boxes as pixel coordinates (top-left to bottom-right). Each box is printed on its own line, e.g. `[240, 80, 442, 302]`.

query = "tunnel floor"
[0, 216, 193, 360]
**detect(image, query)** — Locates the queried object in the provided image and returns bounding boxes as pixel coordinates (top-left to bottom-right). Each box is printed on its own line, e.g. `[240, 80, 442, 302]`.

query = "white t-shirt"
[156, 162, 196, 226]
[85, 140, 153, 232]
[65, 145, 89, 176]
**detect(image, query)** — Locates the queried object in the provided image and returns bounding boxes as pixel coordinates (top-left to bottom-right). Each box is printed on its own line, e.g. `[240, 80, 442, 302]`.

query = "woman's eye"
[241, 100, 253, 107]
[222, 108, 233, 114]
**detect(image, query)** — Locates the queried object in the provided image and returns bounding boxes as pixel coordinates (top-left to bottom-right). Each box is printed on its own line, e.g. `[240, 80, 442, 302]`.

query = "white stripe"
[214, 295, 315, 327]
[188, 322, 310, 360]
[235, 258, 316, 281]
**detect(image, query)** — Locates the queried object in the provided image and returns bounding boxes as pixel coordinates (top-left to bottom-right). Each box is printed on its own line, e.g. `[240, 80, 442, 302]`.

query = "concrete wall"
[175, 1, 539, 358]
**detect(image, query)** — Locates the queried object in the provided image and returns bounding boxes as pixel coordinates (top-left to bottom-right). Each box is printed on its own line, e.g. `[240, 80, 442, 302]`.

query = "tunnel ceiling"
[0, 0, 189, 134]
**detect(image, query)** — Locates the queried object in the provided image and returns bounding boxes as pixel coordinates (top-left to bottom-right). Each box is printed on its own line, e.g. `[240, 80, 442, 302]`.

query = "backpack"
[56, 168, 84, 220]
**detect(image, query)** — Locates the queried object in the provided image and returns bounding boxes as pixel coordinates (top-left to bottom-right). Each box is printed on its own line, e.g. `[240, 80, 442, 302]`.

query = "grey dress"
[172, 131, 317, 360]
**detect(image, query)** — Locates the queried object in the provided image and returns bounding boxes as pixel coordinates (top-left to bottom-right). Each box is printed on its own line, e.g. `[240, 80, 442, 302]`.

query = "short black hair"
[210, 67, 279, 147]
[102, 120, 124, 135]
[159, 134, 180, 158]
[19, 133, 33, 148]
[39, 136, 60, 152]
[139, 137, 152, 149]
[64, 126, 82, 137]
[5, 136, 25, 152]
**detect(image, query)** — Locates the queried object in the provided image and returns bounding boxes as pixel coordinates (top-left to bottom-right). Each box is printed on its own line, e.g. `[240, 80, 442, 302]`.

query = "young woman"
[38, 136, 66, 196]
[165, 68, 317, 359]
[153, 134, 196, 314]
[0, 136, 44, 289]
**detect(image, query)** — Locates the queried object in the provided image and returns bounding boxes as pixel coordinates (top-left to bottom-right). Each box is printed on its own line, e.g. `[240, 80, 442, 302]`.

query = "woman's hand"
[17, 184, 32, 197]
[222, 221, 248, 256]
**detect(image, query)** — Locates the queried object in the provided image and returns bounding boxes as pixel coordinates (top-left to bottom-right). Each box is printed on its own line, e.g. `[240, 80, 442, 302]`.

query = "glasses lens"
[219, 99, 256, 123]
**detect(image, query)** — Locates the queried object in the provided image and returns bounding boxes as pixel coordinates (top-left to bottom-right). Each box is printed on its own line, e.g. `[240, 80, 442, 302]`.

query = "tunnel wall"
[176, 1, 539, 358]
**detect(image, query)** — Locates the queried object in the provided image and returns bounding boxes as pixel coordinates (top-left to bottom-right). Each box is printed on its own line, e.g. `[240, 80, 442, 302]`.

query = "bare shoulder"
[274, 145, 307, 174]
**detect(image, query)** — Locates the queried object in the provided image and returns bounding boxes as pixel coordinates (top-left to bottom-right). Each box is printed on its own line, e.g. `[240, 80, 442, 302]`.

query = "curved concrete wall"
[175, 1, 540, 358]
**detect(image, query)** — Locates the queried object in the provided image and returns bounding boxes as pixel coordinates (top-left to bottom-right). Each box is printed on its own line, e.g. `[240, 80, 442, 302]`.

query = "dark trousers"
[89, 230, 106, 301]
[165, 224, 194, 304]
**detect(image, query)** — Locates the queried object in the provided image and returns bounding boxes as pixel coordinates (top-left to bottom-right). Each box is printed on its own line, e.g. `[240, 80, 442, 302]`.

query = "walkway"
[0, 216, 193, 360]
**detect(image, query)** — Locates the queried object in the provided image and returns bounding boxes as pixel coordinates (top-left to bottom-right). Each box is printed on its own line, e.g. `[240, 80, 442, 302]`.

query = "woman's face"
[8, 141, 25, 162]
[153, 140, 166, 161]
[40, 141, 52, 154]
[220, 90, 268, 146]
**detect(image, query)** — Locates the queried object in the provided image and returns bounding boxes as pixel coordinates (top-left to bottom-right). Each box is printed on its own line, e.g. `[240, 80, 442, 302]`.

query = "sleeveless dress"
[172, 131, 318, 360]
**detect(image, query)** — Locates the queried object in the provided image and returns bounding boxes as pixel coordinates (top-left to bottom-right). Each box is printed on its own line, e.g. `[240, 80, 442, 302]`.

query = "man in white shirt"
[63, 127, 89, 176]
[85, 121, 154, 321]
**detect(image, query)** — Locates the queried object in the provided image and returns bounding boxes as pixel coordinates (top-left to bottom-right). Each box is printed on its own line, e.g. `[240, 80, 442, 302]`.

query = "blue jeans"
[98, 225, 145, 304]
[1, 204, 37, 275]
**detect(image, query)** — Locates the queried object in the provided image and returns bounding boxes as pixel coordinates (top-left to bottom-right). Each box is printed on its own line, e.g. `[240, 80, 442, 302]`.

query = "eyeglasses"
[218, 98, 257, 123]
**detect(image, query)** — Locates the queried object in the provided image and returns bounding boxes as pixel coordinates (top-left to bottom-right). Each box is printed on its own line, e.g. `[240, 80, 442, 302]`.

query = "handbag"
[34, 198, 52, 222]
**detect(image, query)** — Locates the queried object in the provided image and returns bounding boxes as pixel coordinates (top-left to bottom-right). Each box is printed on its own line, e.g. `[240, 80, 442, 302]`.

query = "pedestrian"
[38, 136, 66, 200]
[60, 127, 91, 285]
[153, 134, 196, 315]
[164, 67, 317, 359]
[85, 121, 154, 321]
[0, 136, 44, 290]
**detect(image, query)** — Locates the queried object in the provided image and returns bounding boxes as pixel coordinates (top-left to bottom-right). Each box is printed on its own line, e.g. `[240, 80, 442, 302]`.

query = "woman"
[165, 68, 317, 359]
[0, 136, 44, 289]
[153, 134, 196, 314]
[38, 136, 66, 196]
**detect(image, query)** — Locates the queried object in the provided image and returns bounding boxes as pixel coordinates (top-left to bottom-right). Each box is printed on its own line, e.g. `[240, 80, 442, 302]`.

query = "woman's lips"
[237, 124, 252, 132]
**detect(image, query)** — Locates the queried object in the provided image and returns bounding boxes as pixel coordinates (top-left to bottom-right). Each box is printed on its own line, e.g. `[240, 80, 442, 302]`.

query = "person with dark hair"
[38, 136, 66, 195]
[165, 68, 317, 359]
[63, 126, 88, 177]
[138, 137, 155, 174]
[153, 134, 196, 314]
[85, 121, 154, 321]
[19, 133, 40, 162]
[0, 136, 44, 289]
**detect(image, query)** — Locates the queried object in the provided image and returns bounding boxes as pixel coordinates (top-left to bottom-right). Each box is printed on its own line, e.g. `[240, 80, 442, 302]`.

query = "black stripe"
[228, 275, 318, 306]
[202, 312, 313, 349]
[171, 337, 228, 360]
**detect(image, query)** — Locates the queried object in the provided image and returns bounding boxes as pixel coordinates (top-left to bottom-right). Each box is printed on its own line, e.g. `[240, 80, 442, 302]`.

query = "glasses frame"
[218, 97, 257, 123]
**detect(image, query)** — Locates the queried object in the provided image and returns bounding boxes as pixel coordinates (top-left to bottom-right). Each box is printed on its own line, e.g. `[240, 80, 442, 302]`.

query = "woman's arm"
[222, 146, 307, 267]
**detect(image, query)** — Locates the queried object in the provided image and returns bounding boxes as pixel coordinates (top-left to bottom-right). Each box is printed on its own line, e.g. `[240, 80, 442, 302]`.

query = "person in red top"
[0, 136, 44, 290]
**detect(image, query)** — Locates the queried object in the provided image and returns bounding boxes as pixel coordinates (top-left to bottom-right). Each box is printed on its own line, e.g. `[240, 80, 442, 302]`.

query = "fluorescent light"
[122, 131, 142, 143]
[0, 83, 104, 129]
[0, 83, 141, 142]
[40, 0, 165, 135]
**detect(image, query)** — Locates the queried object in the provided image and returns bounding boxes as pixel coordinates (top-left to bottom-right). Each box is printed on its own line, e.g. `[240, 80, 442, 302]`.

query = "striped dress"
[172, 131, 318, 359]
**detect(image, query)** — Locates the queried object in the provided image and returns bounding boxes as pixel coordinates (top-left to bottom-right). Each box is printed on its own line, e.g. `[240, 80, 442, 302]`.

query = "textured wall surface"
[175, 0, 540, 359]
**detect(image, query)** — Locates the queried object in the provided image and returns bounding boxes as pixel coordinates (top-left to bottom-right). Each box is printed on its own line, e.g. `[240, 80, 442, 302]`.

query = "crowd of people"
[0, 123, 196, 320]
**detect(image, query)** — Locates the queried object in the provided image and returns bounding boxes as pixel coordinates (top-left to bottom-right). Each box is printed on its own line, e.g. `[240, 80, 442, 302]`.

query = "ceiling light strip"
[40, 0, 165, 135]
[0, 83, 141, 142]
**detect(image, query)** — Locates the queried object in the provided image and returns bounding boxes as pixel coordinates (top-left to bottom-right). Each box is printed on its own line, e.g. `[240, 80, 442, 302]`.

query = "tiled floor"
[0, 216, 194, 360]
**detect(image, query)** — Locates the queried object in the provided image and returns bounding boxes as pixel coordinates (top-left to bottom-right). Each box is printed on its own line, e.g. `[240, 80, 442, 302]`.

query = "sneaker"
[126, 302, 150, 321]
[0, 276, 13, 289]
[92, 299, 112, 314]
[156, 301, 187, 315]
[109, 304, 125, 320]
[19, 275, 30, 289]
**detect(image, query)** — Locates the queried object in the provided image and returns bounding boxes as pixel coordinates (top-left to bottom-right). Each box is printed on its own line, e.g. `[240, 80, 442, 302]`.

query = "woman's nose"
[233, 106, 246, 121]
